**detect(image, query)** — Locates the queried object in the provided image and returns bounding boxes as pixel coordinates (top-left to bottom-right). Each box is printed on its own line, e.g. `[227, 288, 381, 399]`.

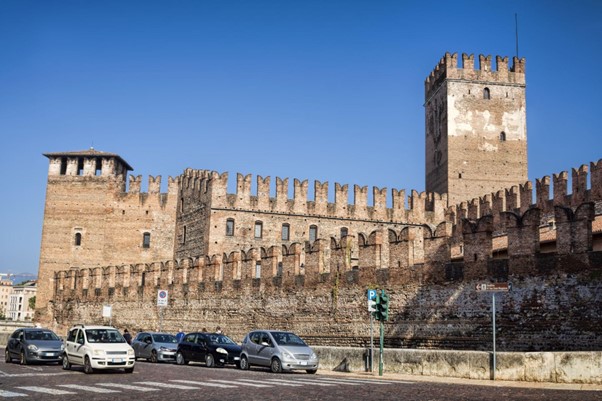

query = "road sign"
[368, 299, 376, 312]
[102, 305, 112, 318]
[157, 289, 168, 306]
[475, 282, 512, 292]
[367, 289, 377, 300]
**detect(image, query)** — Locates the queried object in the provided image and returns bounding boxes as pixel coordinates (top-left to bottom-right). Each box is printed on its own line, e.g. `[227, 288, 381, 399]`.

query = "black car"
[176, 332, 241, 368]
[5, 327, 63, 365]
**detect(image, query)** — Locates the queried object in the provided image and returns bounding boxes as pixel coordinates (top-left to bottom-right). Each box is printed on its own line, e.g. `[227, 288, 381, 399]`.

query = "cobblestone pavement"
[1, 353, 600, 400]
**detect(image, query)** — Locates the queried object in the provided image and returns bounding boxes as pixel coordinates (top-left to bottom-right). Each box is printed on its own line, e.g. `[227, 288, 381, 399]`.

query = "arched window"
[74, 233, 82, 246]
[483, 87, 491, 100]
[254, 221, 263, 239]
[309, 225, 318, 242]
[226, 219, 235, 236]
[340, 227, 348, 238]
[281, 223, 290, 241]
[499, 131, 506, 141]
[142, 232, 151, 248]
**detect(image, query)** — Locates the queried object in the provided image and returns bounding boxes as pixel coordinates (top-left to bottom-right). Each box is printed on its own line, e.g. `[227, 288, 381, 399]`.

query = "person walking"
[176, 328, 185, 342]
[123, 328, 132, 344]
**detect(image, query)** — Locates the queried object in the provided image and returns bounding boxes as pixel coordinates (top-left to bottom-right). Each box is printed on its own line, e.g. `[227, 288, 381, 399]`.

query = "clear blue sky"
[1, 0, 601, 275]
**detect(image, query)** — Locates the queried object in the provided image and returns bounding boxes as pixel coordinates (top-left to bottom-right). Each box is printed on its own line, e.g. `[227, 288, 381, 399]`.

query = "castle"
[37, 53, 602, 351]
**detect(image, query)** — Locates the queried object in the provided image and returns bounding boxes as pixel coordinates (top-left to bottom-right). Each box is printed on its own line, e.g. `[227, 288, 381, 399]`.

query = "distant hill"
[5, 273, 37, 285]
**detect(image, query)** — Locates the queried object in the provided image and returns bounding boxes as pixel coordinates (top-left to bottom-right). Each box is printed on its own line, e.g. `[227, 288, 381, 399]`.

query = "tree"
[28, 296, 36, 310]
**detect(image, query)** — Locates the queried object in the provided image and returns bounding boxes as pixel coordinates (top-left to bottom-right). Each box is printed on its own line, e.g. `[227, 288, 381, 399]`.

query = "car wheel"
[4, 349, 11, 363]
[62, 354, 71, 370]
[270, 357, 282, 373]
[176, 352, 188, 365]
[205, 353, 215, 368]
[150, 350, 158, 363]
[19, 350, 28, 365]
[306, 369, 318, 374]
[125, 367, 134, 374]
[239, 355, 249, 370]
[83, 356, 94, 374]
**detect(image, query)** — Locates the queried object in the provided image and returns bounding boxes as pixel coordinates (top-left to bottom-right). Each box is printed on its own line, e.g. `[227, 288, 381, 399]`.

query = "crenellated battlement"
[447, 158, 602, 226]
[425, 52, 526, 100]
[179, 168, 448, 224]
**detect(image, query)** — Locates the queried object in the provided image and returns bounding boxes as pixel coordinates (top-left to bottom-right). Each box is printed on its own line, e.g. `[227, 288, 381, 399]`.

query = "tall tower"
[425, 52, 527, 205]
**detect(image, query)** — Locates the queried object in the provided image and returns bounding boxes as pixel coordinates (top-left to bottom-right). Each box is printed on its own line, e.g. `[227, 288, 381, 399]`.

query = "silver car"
[5, 328, 63, 365]
[131, 332, 178, 363]
[239, 330, 319, 373]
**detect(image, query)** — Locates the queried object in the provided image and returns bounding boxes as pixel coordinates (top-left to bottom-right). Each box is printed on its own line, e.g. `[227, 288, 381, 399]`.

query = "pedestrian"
[176, 328, 185, 342]
[215, 326, 222, 334]
[123, 328, 132, 344]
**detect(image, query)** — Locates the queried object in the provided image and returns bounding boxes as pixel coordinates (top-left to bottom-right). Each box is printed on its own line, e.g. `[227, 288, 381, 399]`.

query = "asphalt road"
[1, 351, 600, 401]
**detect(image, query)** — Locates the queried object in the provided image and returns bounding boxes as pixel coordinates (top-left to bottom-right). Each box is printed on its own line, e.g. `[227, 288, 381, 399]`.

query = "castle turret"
[425, 52, 528, 205]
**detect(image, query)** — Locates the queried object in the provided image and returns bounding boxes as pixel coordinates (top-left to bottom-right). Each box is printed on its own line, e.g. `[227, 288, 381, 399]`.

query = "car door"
[7, 330, 21, 358]
[71, 329, 86, 365]
[256, 332, 275, 367]
[140, 333, 152, 359]
[245, 331, 261, 365]
[179, 333, 196, 361]
[194, 334, 208, 362]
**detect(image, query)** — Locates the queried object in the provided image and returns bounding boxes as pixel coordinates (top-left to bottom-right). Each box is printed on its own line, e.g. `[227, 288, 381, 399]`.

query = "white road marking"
[57, 384, 121, 393]
[0, 390, 26, 398]
[0, 373, 73, 378]
[257, 378, 304, 387]
[135, 381, 203, 390]
[170, 380, 237, 388]
[96, 383, 160, 392]
[318, 377, 399, 385]
[16, 386, 76, 395]
[288, 378, 337, 386]
[210, 379, 272, 388]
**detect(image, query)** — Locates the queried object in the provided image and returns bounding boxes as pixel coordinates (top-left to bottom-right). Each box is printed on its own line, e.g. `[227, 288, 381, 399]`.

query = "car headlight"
[311, 352, 318, 359]
[93, 348, 106, 356]
[127, 348, 135, 355]
[216, 347, 228, 354]
[282, 351, 294, 359]
[159, 346, 167, 351]
[27, 344, 38, 351]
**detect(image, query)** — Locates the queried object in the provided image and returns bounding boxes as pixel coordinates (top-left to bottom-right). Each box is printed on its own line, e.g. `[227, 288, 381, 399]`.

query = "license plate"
[234, 357, 240, 361]
[300, 361, 307, 365]
[112, 358, 123, 363]
[44, 352, 56, 357]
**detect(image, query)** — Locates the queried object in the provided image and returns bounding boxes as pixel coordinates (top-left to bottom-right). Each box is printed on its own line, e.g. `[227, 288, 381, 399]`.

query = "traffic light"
[371, 294, 381, 320]
[379, 291, 389, 321]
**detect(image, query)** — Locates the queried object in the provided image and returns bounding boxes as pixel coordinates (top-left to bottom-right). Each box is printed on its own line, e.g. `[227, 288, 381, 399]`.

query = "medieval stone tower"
[424, 53, 528, 205]
[37, 149, 178, 310]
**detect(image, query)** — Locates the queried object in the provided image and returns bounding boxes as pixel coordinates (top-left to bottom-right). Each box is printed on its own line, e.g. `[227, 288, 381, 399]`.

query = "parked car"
[176, 332, 241, 368]
[131, 332, 178, 362]
[62, 324, 135, 374]
[239, 330, 319, 373]
[5, 327, 63, 365]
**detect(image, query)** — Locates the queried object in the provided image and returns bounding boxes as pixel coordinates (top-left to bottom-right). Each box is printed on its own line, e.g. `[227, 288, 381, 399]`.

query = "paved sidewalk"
[319, 369, 602, 392]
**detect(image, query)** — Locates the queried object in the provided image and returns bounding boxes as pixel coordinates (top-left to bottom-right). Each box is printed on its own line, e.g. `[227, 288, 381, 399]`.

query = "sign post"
[367, 289, 377, 372]
[157, 290, 168, 332]
[476, 282, 511, 380]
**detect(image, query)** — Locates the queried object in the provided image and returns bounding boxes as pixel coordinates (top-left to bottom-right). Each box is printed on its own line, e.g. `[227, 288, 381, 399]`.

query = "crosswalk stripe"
[57, 384, 121, 393]
[170, 380, 237, 389]
[96, 383, 160, 392]
[16, 386, 76, 395]
[135, 381, 203, 390]
[257, 379, 304, 387]
[318, 377, 396, 385]
[0, 390, 26, 398]
[288, 378, 336, 386]
[210, 379, 272, 388]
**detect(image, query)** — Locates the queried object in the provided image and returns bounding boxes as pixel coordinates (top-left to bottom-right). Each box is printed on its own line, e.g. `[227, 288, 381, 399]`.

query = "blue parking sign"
[367, 289, 377, 300]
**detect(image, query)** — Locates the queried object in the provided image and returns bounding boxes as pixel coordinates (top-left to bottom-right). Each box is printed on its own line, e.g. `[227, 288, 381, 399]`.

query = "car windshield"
[24, 330, 60, 341]
[85, 329, 125, 343]
[270, 332, 307, 346]
[152, 334, 178, 343]
[207, 334, 236, 345]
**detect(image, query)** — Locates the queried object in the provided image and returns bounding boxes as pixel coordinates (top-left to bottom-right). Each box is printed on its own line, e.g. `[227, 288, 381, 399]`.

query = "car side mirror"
[261, 341, 270, 347]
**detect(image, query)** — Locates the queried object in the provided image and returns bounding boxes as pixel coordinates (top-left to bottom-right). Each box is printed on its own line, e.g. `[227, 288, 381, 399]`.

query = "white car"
[62, 324, 135, 374]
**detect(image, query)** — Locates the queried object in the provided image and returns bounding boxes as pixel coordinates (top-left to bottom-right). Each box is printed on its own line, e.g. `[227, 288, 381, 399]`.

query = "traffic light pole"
[370, 314, 374, 372]
[379, 319, 384, 376]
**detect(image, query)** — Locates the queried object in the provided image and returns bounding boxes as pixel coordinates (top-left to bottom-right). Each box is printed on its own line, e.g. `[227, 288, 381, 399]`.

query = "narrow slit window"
[255, 262, 261, 279]
[142, 232, 151, 248]
[483, 87, 491, 100]
[74, 233, 82, 246]
[254, 221, 263, 239]
[281, 224, 290, 241]
[309, 225, 318, 242]
[226, 219, 235, 236]
[499, 131, 506, 141]
[340, 227, 348, 238]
